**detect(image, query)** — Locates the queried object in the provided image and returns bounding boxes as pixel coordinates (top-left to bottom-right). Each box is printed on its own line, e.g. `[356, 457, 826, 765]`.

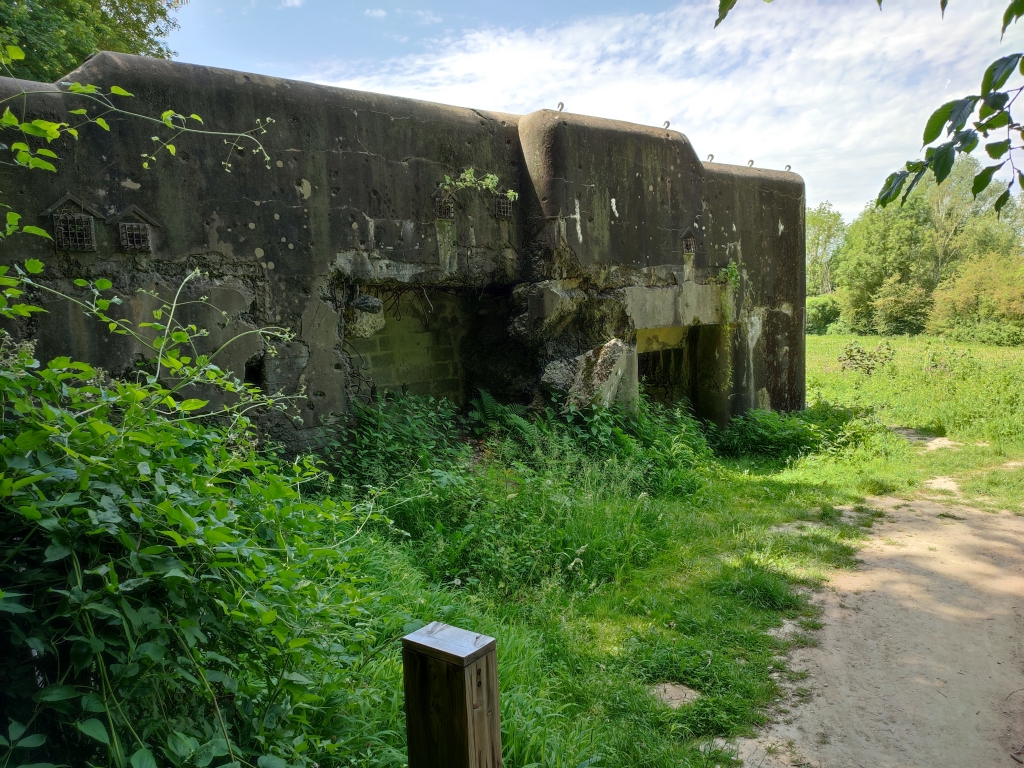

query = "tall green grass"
[314, 392, 871, 767]
[807, 335, 1024, 446]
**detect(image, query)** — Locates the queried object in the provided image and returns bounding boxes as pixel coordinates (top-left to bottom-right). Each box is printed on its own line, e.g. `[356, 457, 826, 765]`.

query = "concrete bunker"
[0, 53, 805, 442]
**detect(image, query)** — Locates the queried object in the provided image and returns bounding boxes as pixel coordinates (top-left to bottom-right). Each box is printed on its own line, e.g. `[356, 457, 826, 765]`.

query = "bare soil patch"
[737, 495, 1024, 768]
[652, 682, 700, 708]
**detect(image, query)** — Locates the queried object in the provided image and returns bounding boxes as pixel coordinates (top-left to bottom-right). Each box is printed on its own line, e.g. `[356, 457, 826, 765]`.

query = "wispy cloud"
[364, 8, 386, 18]
[395, 8, 442, 25]
[280, 0, 303, 7]
[302, 0, 1024, 219]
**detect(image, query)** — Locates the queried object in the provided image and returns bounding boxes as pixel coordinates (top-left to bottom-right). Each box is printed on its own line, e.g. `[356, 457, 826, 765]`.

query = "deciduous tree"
[0, 0, 182, 84]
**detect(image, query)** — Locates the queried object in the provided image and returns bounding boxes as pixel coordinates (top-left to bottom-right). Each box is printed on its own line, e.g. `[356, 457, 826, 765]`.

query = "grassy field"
[800, 334, 1024, 513]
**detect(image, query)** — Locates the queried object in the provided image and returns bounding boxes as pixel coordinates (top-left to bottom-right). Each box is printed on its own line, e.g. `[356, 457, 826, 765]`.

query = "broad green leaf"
[932, 143, 957, 183]
[95, 117, 110, 131]
[979, 91, 1009, 120]
[95, 278, 112, 290]
[5, 45, 25, 61]
[76, 719, 109, 745]
[35, 148, 58, 159]
[178, 399, 209, 412]
[9, 721, 26, 742]
[24, 259, 44, 274]
[714, 0, 738, 27]
[167, 732, 198, 760]
[995, 188, 1012, 214]
[876, 170, 909, 207]
[35, 685, 78, 702]
[130, 748, 157, 768]
[979, 110, 1011, 132]
[27, 157, 57, 172]
[0, 108, 16, 126]
[260, 610, 277, 625]
[1003, 0, 1024, 34]
[16, 733, 46, 748]
[257, 757, 287, 768]
[946, 97, 978, 134]
[0, 599, 31, 614]
[167, 144, 176, 156]
[923, 100, 956, 145]
[44, 544, 72, 562]
[982, 54, 1022, 94]
[21, 227, 51, 239]
[110, 86, 134, 97]
[986, 140, 1011, 159]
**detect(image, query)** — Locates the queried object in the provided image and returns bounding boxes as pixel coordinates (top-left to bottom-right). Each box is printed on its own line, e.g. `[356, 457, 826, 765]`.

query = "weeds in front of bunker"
[318, 390, 874, 767]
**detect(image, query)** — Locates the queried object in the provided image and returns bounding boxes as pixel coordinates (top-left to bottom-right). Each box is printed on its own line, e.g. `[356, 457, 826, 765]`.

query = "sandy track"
[740, 495, 1024, 768]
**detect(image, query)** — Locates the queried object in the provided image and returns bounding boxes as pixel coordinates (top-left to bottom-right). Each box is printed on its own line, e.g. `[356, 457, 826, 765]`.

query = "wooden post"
[401, 621, 503, 768]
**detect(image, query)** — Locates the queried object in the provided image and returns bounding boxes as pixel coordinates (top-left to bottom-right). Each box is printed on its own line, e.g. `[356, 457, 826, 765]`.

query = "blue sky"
[167, 0, 1024, 219]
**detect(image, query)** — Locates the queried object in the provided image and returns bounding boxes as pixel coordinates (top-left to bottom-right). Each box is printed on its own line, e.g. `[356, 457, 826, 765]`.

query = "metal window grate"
[494, 196, 513, 220]
[53, 213, 96, 251]
[119, 222, 151, 252]
[683, 235, 696, 254]
[436, 198, 454, 220]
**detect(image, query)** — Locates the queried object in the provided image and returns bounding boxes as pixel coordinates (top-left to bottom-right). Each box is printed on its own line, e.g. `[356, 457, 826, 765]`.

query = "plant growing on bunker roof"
[437, 167, 519, 202]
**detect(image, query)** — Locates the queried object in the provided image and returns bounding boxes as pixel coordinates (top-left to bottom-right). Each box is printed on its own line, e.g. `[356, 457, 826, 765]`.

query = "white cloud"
[396, 9, 442, 25]
[301, 0, 1024, 220]
[364, 8, 386, 18]
[280, 0, 303, 7]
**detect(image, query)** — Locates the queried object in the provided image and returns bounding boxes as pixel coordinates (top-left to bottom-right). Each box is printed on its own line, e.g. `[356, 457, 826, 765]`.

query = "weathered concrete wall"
[0, 52, 804, 440]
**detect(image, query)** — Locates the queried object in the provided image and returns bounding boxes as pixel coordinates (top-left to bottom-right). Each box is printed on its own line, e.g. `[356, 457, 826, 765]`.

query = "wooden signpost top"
[401, 621, 497, 667]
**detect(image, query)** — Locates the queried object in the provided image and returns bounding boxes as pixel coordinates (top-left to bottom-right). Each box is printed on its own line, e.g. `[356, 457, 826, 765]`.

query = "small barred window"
[494, 196, 514, 220]
[53, 213, 96, 251]
[436, 198, 454, 220]
[683, 235, 696, 254]
[119, 222, 152, 252]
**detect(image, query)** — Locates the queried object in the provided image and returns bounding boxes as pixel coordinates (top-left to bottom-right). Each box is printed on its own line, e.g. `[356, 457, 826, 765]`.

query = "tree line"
[806, 155, 1024, 346]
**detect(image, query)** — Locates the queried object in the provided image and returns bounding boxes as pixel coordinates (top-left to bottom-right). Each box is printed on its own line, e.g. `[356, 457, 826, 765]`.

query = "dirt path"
[739, 494, 1024, 768]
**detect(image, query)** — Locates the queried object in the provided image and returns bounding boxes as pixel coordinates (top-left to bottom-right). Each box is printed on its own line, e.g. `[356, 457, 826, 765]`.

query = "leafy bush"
[838, 340, 895, 375]
[871, 276, 932, 335]
[0, 270, 386, 768]
[708, 401, 887, 461]
[806, 294, 841, 335]
[928, 251, 1024, 346]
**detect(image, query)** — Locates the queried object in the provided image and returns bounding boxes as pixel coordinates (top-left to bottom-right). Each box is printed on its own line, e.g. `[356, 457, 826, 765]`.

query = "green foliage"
[707, 401, 888, 461]
[0, 47, 273, 204]
[837, 340, 895, 375]
[0, 0, 181, 84]
[928, 251, 1024, 345]
[871, 276, 932, 336]
[805, 202, 846, 296]
[805, 294, 840, 335]
[0, 268, 390, 768]
[331, 392, 711, 594]
[437, 168, 518, 202]
[831, 156, 1020, 336]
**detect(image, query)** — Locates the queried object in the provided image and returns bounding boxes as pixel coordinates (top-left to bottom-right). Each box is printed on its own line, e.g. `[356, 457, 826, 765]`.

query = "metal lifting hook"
[748, 160, 754, 167]
[557, 102, 564, 112]
[663, 121, 670, 129]
[707, 154, 714, 162]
